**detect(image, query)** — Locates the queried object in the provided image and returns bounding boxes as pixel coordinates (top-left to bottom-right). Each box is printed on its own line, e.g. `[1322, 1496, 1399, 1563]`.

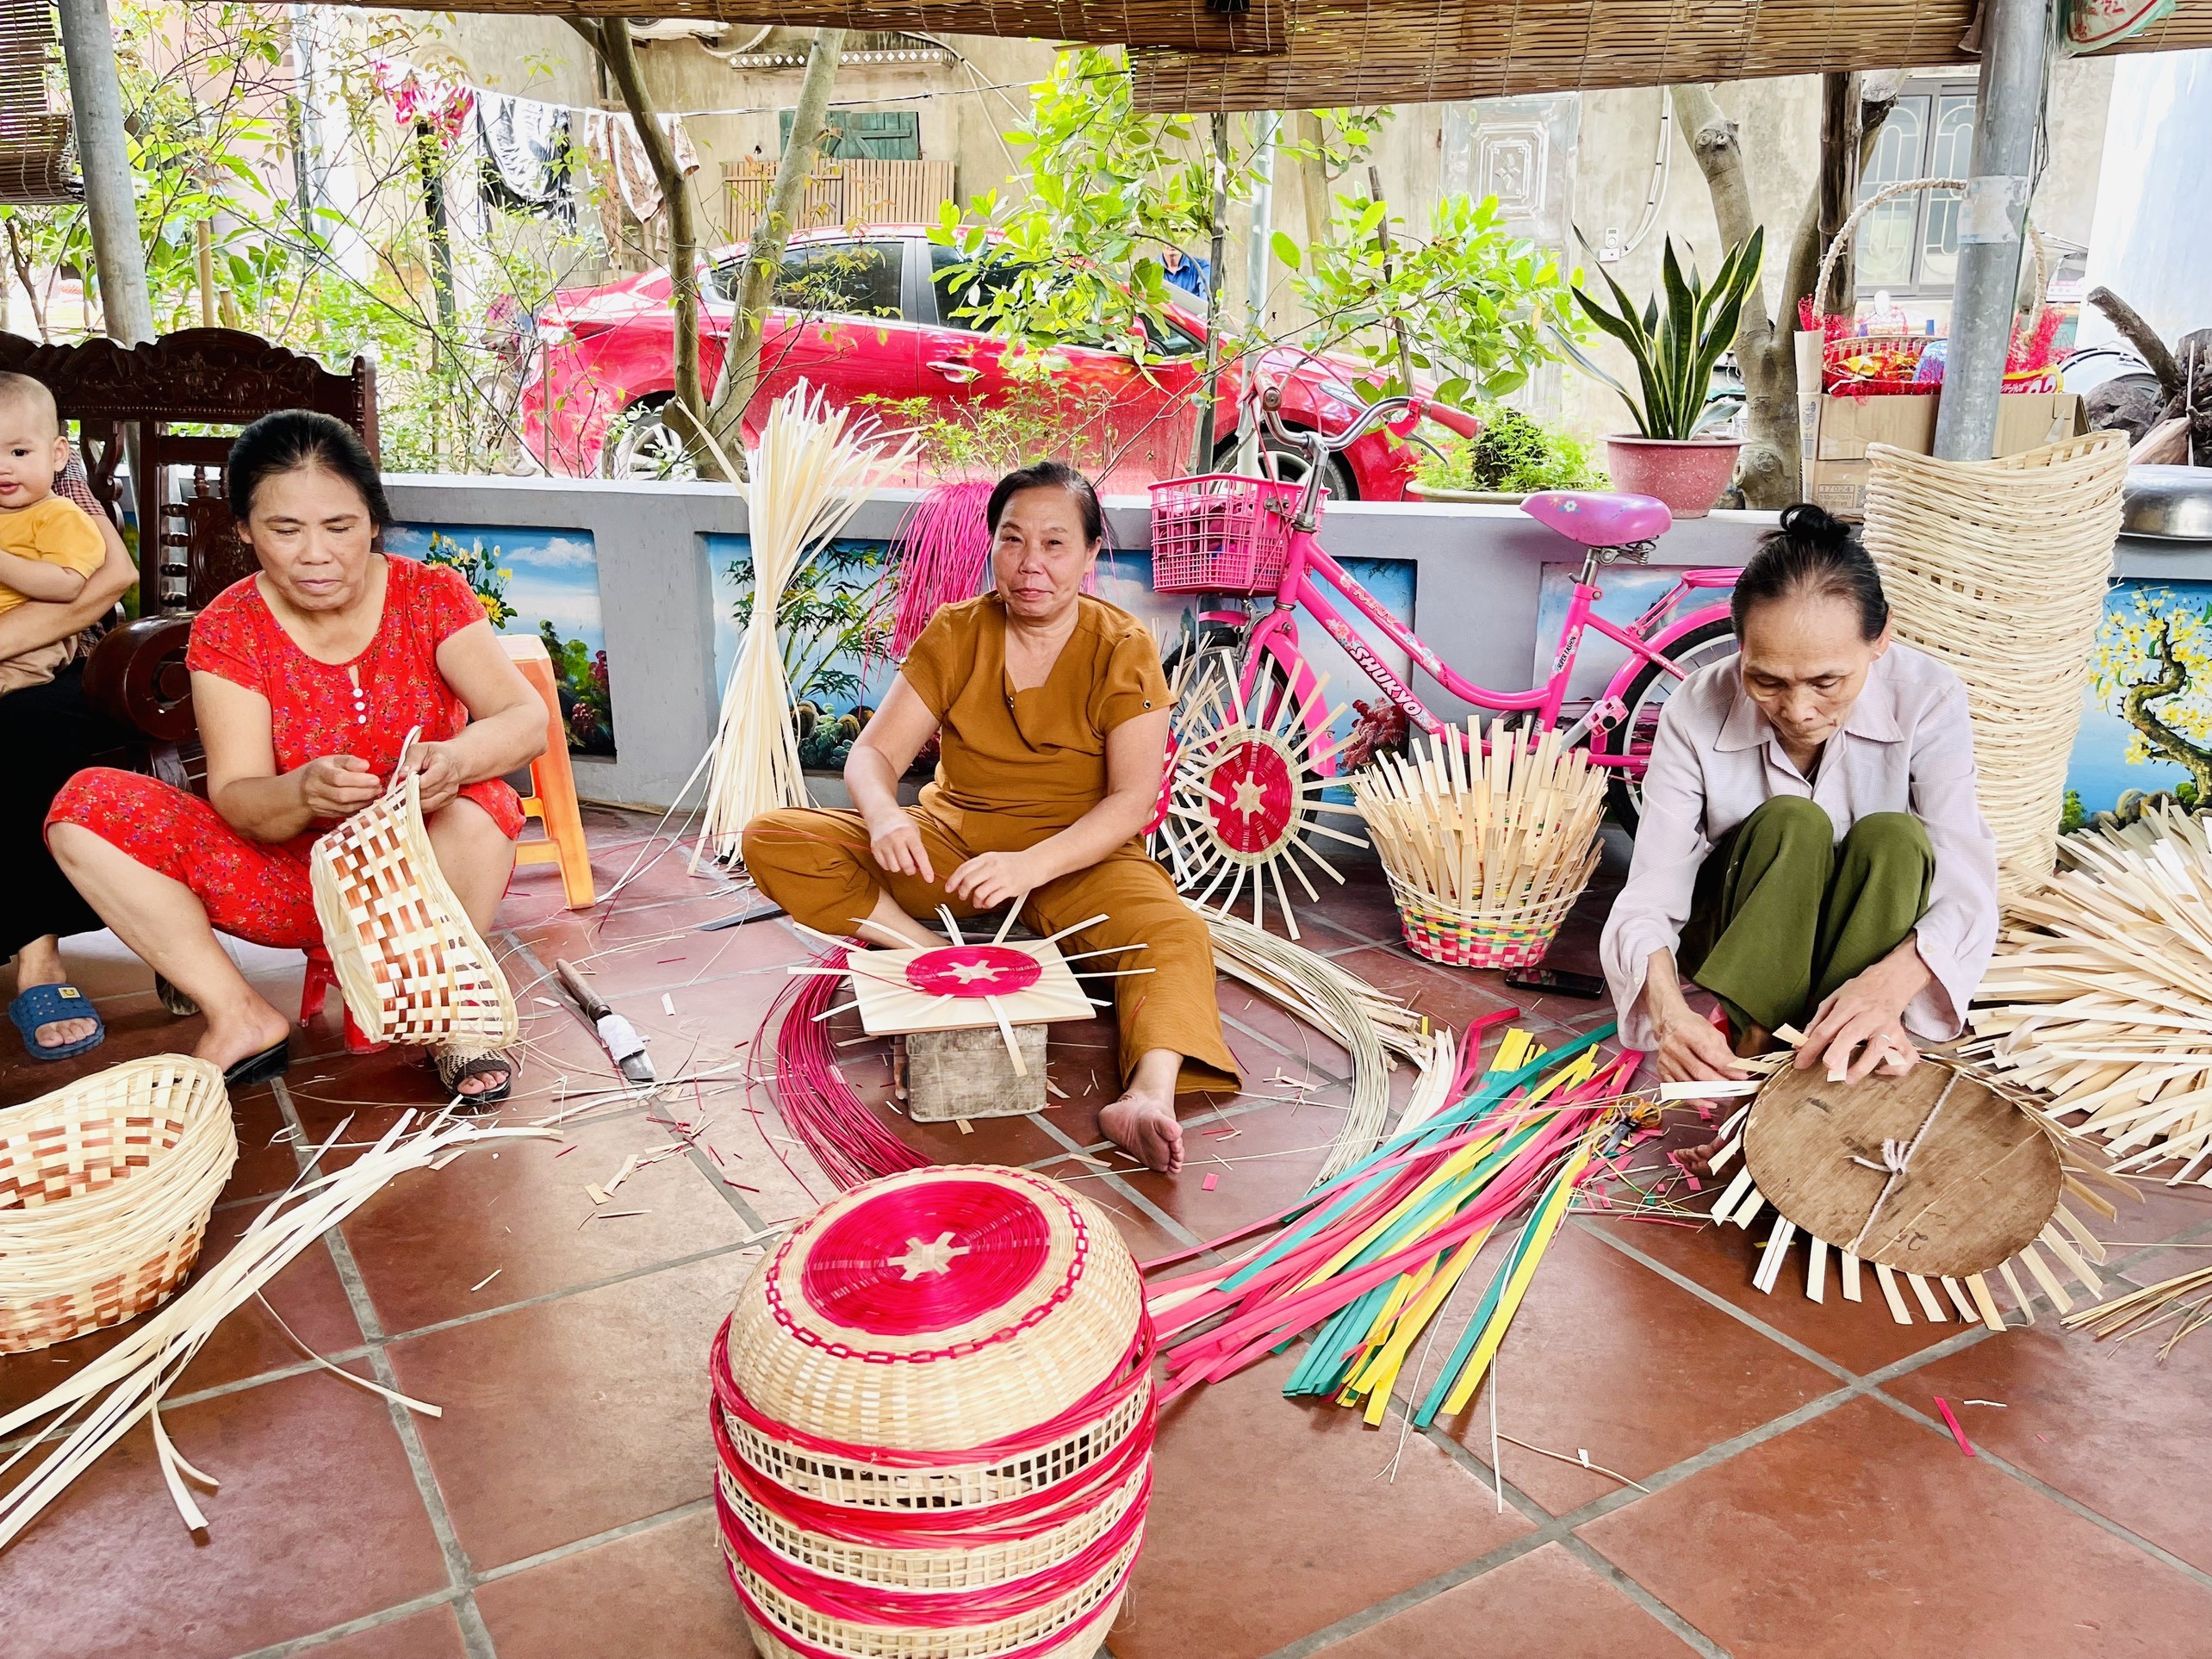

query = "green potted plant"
[1410, 401, 1607, 502]
[1558, 228, 1762, 519]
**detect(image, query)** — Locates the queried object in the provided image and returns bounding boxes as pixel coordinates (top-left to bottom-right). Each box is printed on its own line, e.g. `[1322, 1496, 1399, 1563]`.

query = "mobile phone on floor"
[1502, 966, 1608, 999]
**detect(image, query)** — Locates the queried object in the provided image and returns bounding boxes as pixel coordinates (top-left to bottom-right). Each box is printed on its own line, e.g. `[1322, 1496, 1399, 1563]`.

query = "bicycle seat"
[1521, 490, 1673, 547]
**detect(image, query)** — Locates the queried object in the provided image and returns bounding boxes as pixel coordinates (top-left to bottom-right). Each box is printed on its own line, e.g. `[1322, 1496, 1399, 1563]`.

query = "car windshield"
[711, 240, 903, 320]
[929, 244, 1201, 356]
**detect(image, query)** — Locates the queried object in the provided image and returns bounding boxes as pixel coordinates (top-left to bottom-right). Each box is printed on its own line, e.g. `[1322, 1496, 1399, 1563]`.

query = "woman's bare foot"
[1101, 1092, 1184, 1173]
[14, 935, 97, 1049]
[195, 990, 290, 1074]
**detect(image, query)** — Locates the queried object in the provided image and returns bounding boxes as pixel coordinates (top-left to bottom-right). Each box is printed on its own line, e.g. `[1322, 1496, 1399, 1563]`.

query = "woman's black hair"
[226, 409, 392, 529]
[986, 460, 1105, 547]
[1730, 502, 1890, 642]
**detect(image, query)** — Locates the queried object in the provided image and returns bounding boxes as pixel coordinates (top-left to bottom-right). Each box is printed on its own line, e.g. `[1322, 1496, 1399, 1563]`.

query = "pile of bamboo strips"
[696, 383, 916, 867]
[1351, 723, 1608, 968]
[1967, 803, 2212, 1185]
[2063, 1262, 2212, 1358]
[1201, 906, 1441, 1184]
[0, 1109, 555, 1550]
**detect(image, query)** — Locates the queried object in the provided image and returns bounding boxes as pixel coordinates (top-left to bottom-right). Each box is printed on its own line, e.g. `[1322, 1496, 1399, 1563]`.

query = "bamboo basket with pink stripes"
[709, 1165, 1154, 1659]
[0, 1055, 236, 1353]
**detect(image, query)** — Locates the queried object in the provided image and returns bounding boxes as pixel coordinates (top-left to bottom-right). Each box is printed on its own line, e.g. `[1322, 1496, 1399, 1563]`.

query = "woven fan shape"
[310, 774, 519, 1047]
[0, 1055, 236, 1352]
[1859, 430, 2128, 905]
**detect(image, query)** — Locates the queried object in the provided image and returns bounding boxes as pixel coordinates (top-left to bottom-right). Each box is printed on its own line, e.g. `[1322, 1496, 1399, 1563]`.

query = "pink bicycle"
[1148, 387, 1741, 931]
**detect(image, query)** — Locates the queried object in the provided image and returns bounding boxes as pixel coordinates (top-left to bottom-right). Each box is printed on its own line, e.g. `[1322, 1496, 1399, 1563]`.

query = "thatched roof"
[354, 0, 2212, 109]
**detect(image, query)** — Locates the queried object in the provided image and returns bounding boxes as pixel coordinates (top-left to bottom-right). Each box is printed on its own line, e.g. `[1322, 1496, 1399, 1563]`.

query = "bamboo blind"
[1129, 0, 2212, 109]
[724, 157, 957, 239]
[0, 0, 78, 207]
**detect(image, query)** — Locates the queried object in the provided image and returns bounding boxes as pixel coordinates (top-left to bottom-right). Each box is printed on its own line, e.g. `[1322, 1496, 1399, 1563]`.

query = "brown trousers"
[743, 805, 1240, 1095]
[0, 636, 77, 698]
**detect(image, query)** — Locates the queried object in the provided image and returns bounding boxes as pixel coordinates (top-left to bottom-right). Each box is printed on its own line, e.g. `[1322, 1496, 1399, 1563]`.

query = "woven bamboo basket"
[711, 1165, 1154, 1659]
[1859, 430, 2129, 904]
[0, 1055, 237, 1352]
[310, 771, 519, 1047]
[1382, 871, 1587, 970]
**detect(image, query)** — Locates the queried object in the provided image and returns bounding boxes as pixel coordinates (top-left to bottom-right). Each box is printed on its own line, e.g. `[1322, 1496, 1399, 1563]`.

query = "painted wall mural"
[385, 522, 614, 755]
[2068, 579, 2212, 820]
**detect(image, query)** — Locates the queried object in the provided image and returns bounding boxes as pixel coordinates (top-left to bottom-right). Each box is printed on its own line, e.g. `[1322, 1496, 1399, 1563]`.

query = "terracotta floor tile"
[1110, 1349, 1531, 1659]
[1578, 1394, 2212, 1659]
[1432, 1226, 1835, 1514]
[1309, 1542, 1699, 1658]
[1216, 983, 1355, 1080]
[298, 1604, 470, 1659]
[475, 1507, 757, 1659]
[0, 1370, 446, 1659]
[343, 1108, 754, 1334]
[1899, 1319, 2212, 1573]
[1111, 1100, 1352, 1240]
[389, 1251, 756, 1570]
[1320, 944, 1526, 1037]
[1574, 1211, 1966, 1376]
[2098, 1172, 2212, 1258]
[210, 1078, 306, 1208]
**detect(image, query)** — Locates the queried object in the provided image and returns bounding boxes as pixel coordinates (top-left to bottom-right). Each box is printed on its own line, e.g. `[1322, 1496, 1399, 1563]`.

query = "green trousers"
[1681, 797, 1933, 1038]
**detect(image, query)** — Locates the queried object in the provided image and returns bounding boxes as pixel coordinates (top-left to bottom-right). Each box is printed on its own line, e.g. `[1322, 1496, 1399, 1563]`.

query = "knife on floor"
[553, 957, 656, 1085]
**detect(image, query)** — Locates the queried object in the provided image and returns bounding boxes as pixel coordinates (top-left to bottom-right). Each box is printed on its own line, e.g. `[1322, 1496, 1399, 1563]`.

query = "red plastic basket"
[1146, 474, 1306, 595]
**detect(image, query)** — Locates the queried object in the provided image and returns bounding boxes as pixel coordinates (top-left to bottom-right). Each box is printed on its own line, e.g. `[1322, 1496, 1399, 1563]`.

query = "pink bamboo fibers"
[757, 947, 929, 1190]
[890, 479, 995, 656]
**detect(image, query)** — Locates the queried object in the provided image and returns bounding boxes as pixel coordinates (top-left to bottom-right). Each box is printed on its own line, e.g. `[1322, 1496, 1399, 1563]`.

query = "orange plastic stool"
[500, 634, 596, 910]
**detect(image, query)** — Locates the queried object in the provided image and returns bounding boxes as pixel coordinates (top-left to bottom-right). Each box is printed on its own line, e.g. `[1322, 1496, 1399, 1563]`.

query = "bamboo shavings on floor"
[1144, 1027, 1637, 1422]
[696, 383, 918, 867]
[2063, 1262, 2212, 1358]
[1199, 906, 1440, 1184]
[0, 1109, 555, 1550]
[1967, 804, 2212, 1185]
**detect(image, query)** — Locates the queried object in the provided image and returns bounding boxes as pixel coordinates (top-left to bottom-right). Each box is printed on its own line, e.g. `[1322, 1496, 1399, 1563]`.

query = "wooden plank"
[846, 937, 1094, 1035]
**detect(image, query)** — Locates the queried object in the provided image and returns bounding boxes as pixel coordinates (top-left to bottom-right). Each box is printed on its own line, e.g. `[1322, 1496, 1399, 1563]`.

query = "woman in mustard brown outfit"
[743, 462, 1239, 1172]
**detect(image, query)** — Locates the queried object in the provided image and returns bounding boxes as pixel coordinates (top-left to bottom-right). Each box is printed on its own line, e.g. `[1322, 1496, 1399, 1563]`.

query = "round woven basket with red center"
[710, 1165, 1154, 1659]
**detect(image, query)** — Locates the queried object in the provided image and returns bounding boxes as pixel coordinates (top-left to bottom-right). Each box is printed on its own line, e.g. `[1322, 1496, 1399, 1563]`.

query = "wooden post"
[1816, 73, 1860, 316]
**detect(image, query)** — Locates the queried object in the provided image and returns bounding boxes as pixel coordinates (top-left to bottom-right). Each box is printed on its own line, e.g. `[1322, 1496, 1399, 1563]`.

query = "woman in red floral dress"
[47, 411, 547, 1097]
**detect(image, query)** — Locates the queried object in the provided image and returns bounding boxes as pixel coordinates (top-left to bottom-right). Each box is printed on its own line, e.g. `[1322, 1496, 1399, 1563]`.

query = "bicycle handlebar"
[1243, 378, 1422, 525]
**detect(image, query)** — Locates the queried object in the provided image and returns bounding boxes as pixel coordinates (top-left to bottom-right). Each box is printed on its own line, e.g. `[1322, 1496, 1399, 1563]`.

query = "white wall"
[2081, 47, 2212, 353]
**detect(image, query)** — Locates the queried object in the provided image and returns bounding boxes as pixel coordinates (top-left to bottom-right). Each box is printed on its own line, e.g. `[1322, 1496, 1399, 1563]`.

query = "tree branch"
[2088, 286, 2184, 398]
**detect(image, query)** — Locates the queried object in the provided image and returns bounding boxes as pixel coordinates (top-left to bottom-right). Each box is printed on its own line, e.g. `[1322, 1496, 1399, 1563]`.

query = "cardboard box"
[1793, 331, 2086, 519]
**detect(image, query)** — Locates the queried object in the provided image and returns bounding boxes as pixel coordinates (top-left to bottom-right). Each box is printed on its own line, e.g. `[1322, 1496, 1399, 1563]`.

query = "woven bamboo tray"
[309, 771, 519, 1047]
[1860, 430, 2129, 904]
[0, 1055, 237, 1352]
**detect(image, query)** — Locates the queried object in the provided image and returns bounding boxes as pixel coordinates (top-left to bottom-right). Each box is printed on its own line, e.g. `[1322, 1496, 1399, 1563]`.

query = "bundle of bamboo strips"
[1967, 804, 2212, 1186]
[2062, 1262, 2212, 1358]
[1351, 722, 1608, 971]
[1145, 1026, 1637, 1421]
[0, 1109, 555, 1550]
[1201, 906, 1440, 1184]
[697, 383, 917, 867]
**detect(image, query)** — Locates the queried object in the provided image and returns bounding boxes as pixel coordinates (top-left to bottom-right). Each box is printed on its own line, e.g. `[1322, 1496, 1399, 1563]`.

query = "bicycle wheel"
[1156, 640, 1366, 938]
[1594, 617, 1740, 834]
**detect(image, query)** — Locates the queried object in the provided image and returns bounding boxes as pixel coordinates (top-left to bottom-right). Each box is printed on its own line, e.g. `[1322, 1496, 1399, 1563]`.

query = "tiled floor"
[3, 811, 2210, 1659]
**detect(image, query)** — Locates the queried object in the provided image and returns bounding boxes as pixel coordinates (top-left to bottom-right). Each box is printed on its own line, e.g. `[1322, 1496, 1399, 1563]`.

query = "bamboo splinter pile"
[698, 384, 917, 867]
[1967, 803, 2212, 1186]
[1352, 723, 1608, 971]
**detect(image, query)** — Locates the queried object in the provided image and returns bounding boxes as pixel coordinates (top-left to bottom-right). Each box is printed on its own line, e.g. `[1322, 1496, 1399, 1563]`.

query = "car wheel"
[1219, 431, 1355, 501]
[603, 400, 698, 480]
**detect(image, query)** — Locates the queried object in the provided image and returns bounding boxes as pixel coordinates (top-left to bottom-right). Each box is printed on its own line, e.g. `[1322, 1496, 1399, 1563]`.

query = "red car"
[513, 227, 1476, 497]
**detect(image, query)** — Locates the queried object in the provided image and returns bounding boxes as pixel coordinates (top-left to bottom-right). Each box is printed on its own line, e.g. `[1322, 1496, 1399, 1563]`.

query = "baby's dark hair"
[986, 460, 1105, 546]
[1730, 502, 1890, 642]
[226, 409, 390, 528]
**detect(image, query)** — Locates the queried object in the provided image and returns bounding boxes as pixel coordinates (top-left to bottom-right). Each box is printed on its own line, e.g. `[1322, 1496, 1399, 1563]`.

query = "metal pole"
[55, 0, 155, 345]
[1932, 0, 2051, 461]
[1234, 113, 1278, 475]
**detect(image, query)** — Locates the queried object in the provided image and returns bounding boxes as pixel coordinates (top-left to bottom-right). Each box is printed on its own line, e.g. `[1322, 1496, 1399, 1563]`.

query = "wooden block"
[899, 1026, 1048, 1122]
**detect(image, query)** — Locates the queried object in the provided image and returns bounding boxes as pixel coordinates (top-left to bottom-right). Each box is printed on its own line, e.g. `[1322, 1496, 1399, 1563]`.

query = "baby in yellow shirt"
[0, 371, 106, 695]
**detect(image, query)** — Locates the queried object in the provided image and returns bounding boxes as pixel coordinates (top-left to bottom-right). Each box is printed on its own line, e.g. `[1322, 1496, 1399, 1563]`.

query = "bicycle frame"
[1231, 516, 1738, 777]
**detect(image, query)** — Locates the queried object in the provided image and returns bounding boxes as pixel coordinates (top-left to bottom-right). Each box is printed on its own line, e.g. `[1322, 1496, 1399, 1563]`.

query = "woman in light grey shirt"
[1600, 504, 1999, 1093]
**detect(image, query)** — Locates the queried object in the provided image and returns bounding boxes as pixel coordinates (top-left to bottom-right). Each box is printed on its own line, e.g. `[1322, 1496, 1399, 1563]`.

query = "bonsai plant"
[1559, 227, 1763, 517]
[1412, 401, 1606, 500]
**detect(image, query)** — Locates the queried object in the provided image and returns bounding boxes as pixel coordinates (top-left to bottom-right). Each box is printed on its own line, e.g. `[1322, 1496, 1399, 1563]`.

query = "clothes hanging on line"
[477, 91, 575, 224]
[579, 107, 701, 225]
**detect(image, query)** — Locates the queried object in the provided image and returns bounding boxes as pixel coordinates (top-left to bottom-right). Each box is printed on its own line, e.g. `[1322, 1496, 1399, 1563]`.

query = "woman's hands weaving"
[947, 848, 1045, 912]
[1798, 941, 1930, 1083]
[298, 755, 383, 819]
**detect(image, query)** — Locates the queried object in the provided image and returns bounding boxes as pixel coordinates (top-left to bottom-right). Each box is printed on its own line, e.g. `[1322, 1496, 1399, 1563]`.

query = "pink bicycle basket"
[1146, 474, 1309, 595]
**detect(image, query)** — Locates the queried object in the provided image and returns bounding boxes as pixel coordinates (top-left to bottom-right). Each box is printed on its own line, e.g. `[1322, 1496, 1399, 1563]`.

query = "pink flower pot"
[1602, 435, 1743, 519]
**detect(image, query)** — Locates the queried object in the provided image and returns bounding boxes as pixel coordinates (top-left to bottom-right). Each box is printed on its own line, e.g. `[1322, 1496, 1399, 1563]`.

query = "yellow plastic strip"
[1438, 1136, 1597, 1418]
[1356, 1223, 1499, 1424]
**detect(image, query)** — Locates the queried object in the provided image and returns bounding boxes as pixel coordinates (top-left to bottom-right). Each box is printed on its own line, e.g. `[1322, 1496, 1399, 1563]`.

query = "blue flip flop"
[9, 983, 106, 1061]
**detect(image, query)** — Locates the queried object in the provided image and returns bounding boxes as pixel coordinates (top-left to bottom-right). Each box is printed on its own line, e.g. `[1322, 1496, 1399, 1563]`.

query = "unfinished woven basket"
[0, 1055, 237, 1353]
[711, 1165, 1153, 1659]
[310, 771, 519, 1047]
[1859, 430, 2128, 905]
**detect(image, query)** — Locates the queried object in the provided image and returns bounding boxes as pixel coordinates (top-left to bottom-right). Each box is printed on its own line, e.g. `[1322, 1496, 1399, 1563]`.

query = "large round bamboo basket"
[711, 1165, 1154, 1659]
[0, 1055, 237, 1352]
[310, 772, 519, 1047]
[1859, 430, 2128, 905]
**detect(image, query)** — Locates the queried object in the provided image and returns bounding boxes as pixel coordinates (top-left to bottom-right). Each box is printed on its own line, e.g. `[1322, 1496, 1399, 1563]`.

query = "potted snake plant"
[1558, 227, 1763, 519]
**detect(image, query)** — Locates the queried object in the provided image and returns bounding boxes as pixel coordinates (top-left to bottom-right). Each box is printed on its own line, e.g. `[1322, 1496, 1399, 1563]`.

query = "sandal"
[224, 1038, 291, 1090]
[434, 1047, 519, 1107]
[8, 983, 106, 1061]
